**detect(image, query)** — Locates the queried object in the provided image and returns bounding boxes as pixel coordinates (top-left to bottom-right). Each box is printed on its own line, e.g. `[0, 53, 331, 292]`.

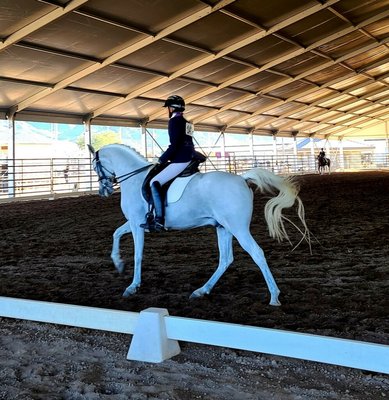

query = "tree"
[76, 131, 121, 150]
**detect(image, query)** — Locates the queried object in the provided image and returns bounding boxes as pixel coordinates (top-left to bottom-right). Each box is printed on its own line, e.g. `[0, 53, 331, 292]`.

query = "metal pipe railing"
[0, 154, 388, 201]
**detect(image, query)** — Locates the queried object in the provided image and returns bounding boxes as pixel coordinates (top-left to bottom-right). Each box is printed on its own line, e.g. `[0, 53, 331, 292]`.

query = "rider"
[140, 95, 196, 232]
[318, 148, 326, 159]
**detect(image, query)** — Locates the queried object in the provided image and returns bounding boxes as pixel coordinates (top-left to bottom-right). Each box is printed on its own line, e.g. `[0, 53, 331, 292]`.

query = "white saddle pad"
[167, 173, 198, 204]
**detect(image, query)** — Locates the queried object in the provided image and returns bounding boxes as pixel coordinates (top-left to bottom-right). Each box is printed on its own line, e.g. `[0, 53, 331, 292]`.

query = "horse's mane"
[105, 143, 148, 163]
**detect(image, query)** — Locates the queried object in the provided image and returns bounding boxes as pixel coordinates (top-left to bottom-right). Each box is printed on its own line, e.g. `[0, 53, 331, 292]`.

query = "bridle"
[93, 150, 151, 193]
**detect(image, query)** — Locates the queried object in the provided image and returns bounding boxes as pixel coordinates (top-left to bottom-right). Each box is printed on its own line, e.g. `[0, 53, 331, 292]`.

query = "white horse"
[89, 144, 310, 306]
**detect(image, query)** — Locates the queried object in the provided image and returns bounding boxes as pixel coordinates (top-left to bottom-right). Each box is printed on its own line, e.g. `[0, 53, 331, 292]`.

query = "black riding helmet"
[163, 95, 185, 112]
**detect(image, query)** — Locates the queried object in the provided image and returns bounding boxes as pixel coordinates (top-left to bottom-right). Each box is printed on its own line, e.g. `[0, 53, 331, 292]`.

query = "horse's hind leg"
[190, 226, 233, 298]
[111, 221, 132, 273]
[235, 231, 281, 306]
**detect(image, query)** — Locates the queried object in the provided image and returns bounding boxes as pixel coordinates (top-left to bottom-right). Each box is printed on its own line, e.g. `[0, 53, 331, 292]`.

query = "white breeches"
[151, 161, 191, 186]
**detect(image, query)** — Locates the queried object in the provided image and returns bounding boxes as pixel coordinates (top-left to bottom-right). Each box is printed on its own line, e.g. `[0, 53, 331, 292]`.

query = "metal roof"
[0, 0, 388, 139]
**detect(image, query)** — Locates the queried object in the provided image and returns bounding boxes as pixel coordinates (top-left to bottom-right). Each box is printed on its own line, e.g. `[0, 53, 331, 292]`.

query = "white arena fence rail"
[0, 157, 98, 200]
[1, 153, 388, 201]
[0, 296, 388, 372]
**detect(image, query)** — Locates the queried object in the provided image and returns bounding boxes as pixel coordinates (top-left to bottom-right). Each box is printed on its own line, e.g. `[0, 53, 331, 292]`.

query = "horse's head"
[89, 146, 116, 198]
[89, 144, 151, 197]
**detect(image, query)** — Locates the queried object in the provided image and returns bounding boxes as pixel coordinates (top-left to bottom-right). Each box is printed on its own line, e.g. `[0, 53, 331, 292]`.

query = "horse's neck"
[108, 146, 148, 175]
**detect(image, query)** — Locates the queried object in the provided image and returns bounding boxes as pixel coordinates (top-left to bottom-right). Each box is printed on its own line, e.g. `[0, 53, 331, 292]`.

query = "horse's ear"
[87, 144, 96, 155]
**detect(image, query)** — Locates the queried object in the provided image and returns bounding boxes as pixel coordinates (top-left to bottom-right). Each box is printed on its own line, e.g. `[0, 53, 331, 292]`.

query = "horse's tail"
[242, 168, 309, 245]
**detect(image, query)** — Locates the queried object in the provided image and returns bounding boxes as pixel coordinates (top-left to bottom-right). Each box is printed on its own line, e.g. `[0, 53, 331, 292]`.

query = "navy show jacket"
[159, 113, 195, 164]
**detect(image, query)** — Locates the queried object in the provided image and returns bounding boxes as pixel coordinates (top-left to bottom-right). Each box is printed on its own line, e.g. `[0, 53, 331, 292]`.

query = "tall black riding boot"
[150, 181, 165, 232]
[140, 182, 165, 232]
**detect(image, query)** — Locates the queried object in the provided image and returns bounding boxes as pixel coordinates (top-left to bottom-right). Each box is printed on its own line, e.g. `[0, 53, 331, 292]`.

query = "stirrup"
[140, 212, 154, 232]
[140, 214, 165, 233]
[140, 221, 165, 233]
[153, 219, 165, 232]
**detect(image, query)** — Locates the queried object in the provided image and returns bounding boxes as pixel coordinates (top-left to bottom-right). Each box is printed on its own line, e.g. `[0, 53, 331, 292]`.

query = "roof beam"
[255, 38, 389, 96]
[0, 0, 89, 52]
[179, 9, 389, 125]
[307, 102, 387, 126]
[307, 110, 389, 138]
[13, 30, 386, 128]
[10, 0, 237, 114]
[315, 118, 370, 136]
[279, 101, 389, 132]
[273, 119, 356, 134]
[195, 71, 358, 125]
[253, 95, 388, 134]
[282, 117, 367, 134]
[258, 98, 388, 134]
[326, 120, 388, 139]
[226, 71, 385, 131]
[223, 36, 389, 129]
[278, 78, 388, 123]
[21, 4, 316, 93]
[274, 86, 389, 130]
[90, 0, 340, 119]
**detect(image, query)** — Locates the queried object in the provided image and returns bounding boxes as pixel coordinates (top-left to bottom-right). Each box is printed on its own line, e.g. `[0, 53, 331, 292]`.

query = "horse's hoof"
[189, 288, 209, 299]
[189, 291, 202, 299]
[122, 287, 138, 297]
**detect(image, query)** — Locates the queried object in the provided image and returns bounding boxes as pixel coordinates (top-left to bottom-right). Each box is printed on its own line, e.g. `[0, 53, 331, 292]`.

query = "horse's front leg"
[111, 221, 132, 273]
[122, 226, 145, 298]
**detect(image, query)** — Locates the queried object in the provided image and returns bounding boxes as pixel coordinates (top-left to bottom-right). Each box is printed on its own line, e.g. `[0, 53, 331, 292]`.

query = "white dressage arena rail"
[0, 296, 388, 373]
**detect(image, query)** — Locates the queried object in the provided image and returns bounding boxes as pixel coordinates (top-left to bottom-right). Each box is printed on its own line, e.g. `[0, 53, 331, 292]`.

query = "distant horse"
[318, 156, 331, 174]
[89, 144, 310, 306]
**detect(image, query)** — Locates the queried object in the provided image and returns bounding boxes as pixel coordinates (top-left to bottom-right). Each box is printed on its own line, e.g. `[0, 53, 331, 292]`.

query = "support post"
[309, 135, 316, 172]
[6, 110, 16, 198]
[272, 130, 278, 173]
[141, 124, 148, 159]
[386, 121, 389, 163]
[249, 131, 254, 158]
[272, 132, 277, 157]
[83, 116, 92, 153]
[83, 116, 93, 191]
[220, 131, 227, 171]
[127, 308, 181, 363]
[325, 136, 331, 158]
[292, 131, 298, 173]
[339, 137, 345, 170]
[221, 131, 226, 157]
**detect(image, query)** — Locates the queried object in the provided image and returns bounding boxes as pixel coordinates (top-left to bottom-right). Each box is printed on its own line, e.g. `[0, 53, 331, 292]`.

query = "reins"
[115, 164, 151, 184]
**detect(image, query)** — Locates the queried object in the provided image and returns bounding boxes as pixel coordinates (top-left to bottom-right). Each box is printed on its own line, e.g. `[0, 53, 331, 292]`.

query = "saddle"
[142, 151, 206, 204]
[318, 156, 329, 166]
